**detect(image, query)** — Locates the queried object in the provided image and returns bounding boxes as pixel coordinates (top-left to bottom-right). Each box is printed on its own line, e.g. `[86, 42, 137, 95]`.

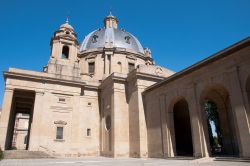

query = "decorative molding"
[50, 106, 73, 111]
[5, 86, 14, 92]
[54, 120, 67, 125]
[126, 55, 136, 61]
[4, 71, 86, 87]
[155, 67, 163, 76]
[36, 90, 45, 96]
[86, 54, 97, 61]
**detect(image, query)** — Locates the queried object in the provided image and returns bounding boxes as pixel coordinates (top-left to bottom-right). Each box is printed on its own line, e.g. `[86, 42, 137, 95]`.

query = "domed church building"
[0, 13, 250, 158]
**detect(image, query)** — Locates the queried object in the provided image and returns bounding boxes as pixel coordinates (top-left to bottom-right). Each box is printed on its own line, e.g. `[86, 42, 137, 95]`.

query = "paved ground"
[0, 157, 250, 166]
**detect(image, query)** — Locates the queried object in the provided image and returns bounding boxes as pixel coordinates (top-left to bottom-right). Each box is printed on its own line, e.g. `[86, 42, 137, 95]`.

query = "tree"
[204, 101, 223, 154]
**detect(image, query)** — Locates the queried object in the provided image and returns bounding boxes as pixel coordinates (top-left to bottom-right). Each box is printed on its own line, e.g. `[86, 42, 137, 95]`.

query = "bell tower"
[45, 19, 80, 80]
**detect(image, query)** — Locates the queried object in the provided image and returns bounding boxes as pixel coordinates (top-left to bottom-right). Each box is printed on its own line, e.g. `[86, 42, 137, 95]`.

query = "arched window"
[62, 46, 69, 59]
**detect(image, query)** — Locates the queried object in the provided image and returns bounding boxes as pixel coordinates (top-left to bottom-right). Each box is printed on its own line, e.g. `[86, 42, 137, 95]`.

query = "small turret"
[104, 11, 118, 29]
[50, 18, 78, 61]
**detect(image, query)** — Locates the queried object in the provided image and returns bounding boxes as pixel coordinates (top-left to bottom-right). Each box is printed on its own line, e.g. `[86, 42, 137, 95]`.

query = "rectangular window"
[88, 62, 95, 74]
[87, 128, 91, 136]
[56, 127, 63, 140]
[128, 63, 135, 72]
[59, 98, 66, 102]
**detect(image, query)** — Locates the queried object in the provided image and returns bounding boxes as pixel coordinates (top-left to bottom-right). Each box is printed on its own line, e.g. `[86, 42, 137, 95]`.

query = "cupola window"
[125, 36, 131, 44]
[62, 46, 69, 59]
[92, 35, 98, 43]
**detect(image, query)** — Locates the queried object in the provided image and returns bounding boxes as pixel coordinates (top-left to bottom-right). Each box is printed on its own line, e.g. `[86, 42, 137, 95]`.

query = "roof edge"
[144, 36, 250, 93]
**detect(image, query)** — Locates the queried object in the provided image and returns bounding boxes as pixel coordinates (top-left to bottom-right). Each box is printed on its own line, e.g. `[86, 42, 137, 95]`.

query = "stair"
[4, 150, 54, 159]
[214, 157, 250, 162]
[166, 156, 195, 160]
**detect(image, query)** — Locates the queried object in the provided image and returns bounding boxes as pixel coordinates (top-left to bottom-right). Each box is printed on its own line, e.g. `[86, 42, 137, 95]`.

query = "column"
[159, 95, 169, 158]
[137, 87, 149, 157]
[109, 54, 112, 74]
[188, 88, 209, 158]
[28, 90, 44, 150]
[229, 68, 250, 157]
[0, 87, 14, 150]
[105, 54, 109, 75]
[129, 86, 150, 157]
[112, 81, 129, 157]
[164, 95, 175, 157]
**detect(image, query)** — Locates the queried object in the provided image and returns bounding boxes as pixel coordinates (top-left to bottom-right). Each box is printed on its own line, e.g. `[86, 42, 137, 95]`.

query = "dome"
[79, 28, 145, 54]
[80, 13, 145, 54]
[60, 18, 74, 31]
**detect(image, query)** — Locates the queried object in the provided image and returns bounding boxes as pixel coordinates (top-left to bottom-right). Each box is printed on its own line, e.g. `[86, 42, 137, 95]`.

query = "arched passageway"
[201, 85, 239, 156]
[173, 98, 193, 156]
[5, 90, 35, 150]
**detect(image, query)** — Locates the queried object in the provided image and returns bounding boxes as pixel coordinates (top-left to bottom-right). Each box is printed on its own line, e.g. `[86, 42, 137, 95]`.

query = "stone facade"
[144, 37, 250, 158]
[0, 13, 249, 158]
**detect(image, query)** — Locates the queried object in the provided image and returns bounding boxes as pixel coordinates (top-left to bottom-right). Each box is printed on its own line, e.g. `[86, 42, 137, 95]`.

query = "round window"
[105, 115, 111, 131]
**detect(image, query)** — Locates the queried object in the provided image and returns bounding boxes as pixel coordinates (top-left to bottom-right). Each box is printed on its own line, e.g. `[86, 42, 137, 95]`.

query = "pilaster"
[112, 80, 129, 157]
[0, 87, 14, 150]
[228, 67, 250, 157]
[28, 90, 44, 150]
[188, 85, 209, 158]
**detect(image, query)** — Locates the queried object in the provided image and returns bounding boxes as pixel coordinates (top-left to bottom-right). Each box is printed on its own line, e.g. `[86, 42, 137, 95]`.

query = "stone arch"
[168, 97, 193, 156]
[200, 84, 239, 156]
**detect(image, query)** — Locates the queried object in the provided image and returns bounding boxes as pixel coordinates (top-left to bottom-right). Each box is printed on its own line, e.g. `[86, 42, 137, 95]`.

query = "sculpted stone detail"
[155, 67, 163, 76]
[54, 120, 67, 125]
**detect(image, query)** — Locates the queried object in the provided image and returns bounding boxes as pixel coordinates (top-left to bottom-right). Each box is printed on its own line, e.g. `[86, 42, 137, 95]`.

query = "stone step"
[214, 157, 250, 163]
[166, 156, 195, 160]
[4, 150, 53, 159]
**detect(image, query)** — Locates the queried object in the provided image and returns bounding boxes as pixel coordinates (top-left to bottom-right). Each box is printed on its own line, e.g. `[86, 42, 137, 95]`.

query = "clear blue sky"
[0, 0, 250, 107]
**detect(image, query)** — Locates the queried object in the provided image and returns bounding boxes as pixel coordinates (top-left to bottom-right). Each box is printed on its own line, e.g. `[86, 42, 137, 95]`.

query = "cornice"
[126, 71, 166, 82]
[4, 71, 86, 87]
[144, 36, 250, 93]
[78, 47, 153, 61]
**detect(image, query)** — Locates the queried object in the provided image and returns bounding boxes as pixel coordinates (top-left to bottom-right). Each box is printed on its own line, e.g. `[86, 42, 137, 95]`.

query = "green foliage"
[0, 147, 3, 160]
[204, 101, 223, 154]
[204, 101, 218, 122]
[213, 136, 219, 146]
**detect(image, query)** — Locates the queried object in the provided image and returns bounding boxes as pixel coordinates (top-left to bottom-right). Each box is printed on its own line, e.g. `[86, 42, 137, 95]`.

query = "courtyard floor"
[0, 157, 250, 166]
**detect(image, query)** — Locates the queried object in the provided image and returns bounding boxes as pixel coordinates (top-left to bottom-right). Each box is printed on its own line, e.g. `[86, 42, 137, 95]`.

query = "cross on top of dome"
[60, 17, 74, 31]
